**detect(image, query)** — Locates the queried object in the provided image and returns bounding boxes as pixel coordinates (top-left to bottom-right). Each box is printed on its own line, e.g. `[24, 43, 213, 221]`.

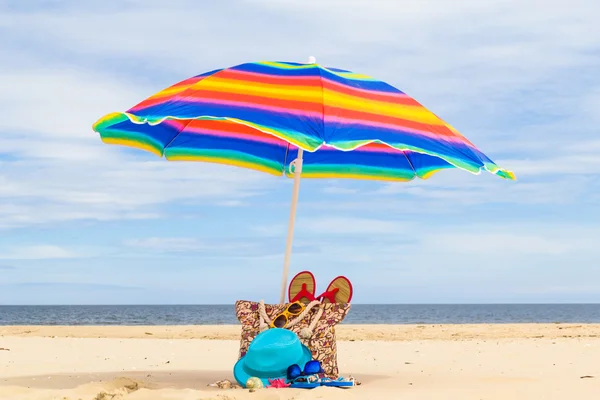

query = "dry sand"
[1, 324, 599, 399]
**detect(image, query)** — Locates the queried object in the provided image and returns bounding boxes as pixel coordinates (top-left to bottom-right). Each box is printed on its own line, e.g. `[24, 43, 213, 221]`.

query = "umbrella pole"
[279, 148, 304, 304]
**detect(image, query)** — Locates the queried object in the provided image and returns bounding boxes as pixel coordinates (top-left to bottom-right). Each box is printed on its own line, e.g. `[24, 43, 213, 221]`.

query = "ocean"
[0, 304, 599, 325]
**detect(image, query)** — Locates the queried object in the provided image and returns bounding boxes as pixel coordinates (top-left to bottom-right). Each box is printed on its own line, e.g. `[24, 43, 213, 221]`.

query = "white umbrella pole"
[279, 148, 304, 304]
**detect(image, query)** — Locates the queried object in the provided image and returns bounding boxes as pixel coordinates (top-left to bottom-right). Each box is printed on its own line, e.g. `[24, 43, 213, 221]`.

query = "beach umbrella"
[92, 57, 515, 303]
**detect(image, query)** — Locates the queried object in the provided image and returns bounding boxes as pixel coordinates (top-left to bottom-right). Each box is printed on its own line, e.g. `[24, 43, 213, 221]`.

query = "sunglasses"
[286, 360, 324, 382]
[270, 301, 305, 329]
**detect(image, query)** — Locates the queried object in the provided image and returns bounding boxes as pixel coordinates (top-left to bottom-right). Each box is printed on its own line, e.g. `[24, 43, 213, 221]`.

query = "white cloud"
[0, 245, 78, 260]
[0, 201, 160, 230]
[299, 216, 407, 235]
[0, 69, 147, 139]
[422, 233, 584, 256]
[370, 169, 598, 208]
[283, 220, 600, 268]
[122, 236, 290, 260]
[409, 222, 600, 260]
[566, 140, 600, 154]
[321, 185, 361, 195]
[124, 237, 222, 252]
[499, 155, 600, 176]
[0, 159, 275, 229]
[253, 216, 409, 237]
[513, 284, 600, 295]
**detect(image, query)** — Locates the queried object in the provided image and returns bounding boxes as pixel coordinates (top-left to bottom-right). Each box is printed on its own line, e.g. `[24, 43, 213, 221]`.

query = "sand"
[1, 324, 599, 399]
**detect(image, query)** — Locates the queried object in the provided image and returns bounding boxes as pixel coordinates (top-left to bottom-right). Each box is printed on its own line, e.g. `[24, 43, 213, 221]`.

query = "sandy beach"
[1, 324, 599, 399]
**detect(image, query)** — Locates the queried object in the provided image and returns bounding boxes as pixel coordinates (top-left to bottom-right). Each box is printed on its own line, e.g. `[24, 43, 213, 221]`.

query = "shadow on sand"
[0, 369, 390, 390]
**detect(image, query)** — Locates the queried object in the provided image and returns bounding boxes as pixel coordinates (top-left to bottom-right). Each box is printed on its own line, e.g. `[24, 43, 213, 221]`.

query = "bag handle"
[258, 300, 324, 339]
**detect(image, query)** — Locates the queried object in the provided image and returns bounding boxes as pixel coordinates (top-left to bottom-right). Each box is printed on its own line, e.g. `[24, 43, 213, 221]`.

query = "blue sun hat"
[233, 328, 313, 388]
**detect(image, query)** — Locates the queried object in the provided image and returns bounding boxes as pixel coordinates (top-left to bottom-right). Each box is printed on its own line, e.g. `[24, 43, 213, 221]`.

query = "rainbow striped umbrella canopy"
[92, 59, 514, 301]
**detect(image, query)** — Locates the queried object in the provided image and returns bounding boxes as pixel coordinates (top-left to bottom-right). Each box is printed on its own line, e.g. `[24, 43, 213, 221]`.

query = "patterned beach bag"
[235, 300, 351, 378]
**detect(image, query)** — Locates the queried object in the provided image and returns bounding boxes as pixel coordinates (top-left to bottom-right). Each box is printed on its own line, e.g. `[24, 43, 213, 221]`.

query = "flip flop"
[288, 271, 316, 304]
[317, 276, 353, 304]
[319, 376, 355, 388]
[288, 375, 320, 389]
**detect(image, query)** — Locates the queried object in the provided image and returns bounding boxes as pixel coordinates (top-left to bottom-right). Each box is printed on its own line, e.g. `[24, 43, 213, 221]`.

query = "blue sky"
[0, 0, 599, 305]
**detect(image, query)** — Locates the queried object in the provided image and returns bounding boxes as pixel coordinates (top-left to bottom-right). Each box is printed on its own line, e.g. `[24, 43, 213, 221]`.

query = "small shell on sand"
[208, 379, 241, 389]
[246, 377, 264, 389]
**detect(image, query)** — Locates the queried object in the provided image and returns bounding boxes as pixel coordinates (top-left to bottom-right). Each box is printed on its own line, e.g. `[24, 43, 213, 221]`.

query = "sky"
[0, 0, 599, 305]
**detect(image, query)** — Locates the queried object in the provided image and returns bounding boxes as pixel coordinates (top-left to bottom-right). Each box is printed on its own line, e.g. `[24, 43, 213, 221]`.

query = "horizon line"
[1, 303, 598, 306]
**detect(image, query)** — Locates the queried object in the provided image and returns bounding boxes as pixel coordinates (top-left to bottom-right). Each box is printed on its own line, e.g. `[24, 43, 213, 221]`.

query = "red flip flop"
[288, 271, 317, 304]
[317, 276, 353, 304]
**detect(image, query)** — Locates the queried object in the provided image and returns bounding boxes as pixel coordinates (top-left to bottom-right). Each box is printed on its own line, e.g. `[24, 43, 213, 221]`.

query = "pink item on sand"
[267, 378, 291, 388]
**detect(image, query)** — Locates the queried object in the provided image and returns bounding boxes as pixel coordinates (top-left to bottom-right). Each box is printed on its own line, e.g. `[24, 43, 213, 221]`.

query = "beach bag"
[235, 300, 351, 378]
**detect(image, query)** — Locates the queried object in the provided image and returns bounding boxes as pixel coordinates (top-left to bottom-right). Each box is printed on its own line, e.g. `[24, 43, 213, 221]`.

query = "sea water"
[1, 304, 598, 325]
